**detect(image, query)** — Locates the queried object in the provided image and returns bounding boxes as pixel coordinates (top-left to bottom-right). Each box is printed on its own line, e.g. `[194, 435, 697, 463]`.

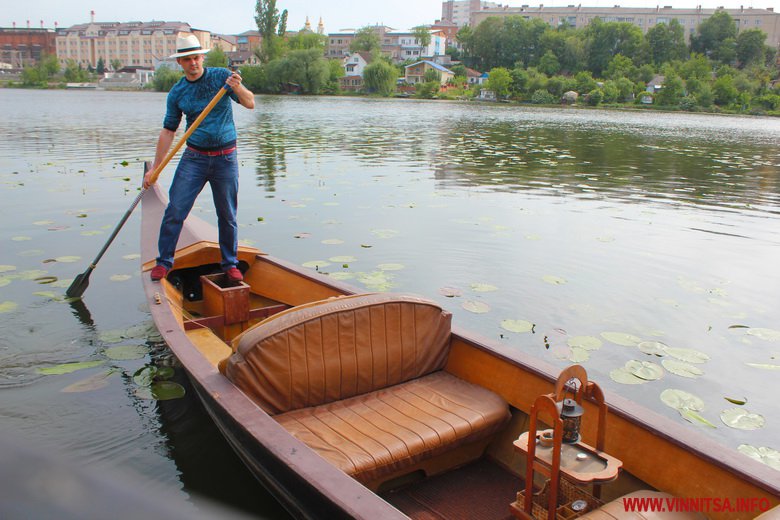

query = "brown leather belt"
[187, 145, 236, 156]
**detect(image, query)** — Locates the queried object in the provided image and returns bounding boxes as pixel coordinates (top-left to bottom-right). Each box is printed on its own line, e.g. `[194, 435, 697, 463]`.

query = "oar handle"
[145, 85, 229, 186]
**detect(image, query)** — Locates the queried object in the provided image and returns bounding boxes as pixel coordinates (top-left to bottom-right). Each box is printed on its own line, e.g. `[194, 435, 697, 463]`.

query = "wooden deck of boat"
[381, 458, 520, 520]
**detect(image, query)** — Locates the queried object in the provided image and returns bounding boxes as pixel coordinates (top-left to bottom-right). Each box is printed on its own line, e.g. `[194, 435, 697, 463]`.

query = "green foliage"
[601, 80, 620, 103]
[636, 63, 655, 83]
[415, 81, 439, 99]
[736, 29, 767, 68]
[263, 49, 329, 94]
[691, 11, 737, 64]
[510, 67, 529, 95]
[151, 66, 183, 92]
[40, 54, 60, 75]
[487, 67, 512, 98]
[605, 54, 636, 80]
[240, 65, 266, 92]
[680, 53, 712, 80]
[445, 46, 461, 61]
[412, 26, 432, 48]
[615, 77, 635, 101]
[655, 74, 684, 105]
[21, 65, 48, 87]
[713, 74, 738, 106]
[350, 26, 381, 55]
[584, 19, 643, 76]
[255, 0, 284, 63]
[110, 59, 122, 71]
[287, 32, 327, 51]
[530, 89, 557, 104]
[646, 19, 687, 65]
[63, 60, 90, 83]
[423, 68, 441, 83]
[469, 16, 549, 70]
[96, 57, 105, 75]
[586, 88, 603, 106]
[574, 71, 597, 94]
[204, 46, 228, 68]
[538, 50, 560, 76]
[678, 96, 697, 111]
[363, 60, 397, 96]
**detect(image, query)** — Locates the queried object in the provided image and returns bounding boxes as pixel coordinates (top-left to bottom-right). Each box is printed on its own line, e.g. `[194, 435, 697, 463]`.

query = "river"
[1, 89, 779, 517]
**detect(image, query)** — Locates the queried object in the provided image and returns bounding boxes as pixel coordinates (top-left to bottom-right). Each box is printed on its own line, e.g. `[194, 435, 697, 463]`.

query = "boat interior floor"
[381, 457, 519, 520]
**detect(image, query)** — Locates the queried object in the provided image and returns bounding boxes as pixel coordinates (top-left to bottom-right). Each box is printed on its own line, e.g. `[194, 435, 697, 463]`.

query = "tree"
[63, 59, 90, 83]
[487, 67, 512, 98]
[239, 65, 266, 92]
[255, 0, 284, 63]
[712, 74, 738, 106]
[110, 59, 122, 71]
[350, 26, 381, 55]
[287, 32, 327, 51]
[605, 54, 636, 80]
[456, 25, 475, 67]
[205, 46, 228, 68]
[288, 49, 330, 94]
[574, 70, 597, 94]
[96, 57, 105, 75]
[412, 26, 432, 50]
[151, 66, 183, 91]
[736, 29, 767, 67]
[646, 19, 687, 65]
[363, 60, 397, 96]
[655, 74, 684, 106]
[584, 19, 643, 76]
[538, 50, 560, 76]
[691, 10, 737, 63]
[423, 68, 441, 83]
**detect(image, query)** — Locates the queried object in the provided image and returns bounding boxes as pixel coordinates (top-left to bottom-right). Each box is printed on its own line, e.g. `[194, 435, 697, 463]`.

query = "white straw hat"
[170, 34, 210, 58]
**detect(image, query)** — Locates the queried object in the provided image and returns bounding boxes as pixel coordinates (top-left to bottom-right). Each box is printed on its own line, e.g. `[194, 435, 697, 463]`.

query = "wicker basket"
[514, 478, 603, 520]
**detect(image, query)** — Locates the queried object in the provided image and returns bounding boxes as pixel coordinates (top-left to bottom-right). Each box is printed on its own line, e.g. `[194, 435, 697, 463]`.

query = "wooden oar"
[66, 85, 229, 298]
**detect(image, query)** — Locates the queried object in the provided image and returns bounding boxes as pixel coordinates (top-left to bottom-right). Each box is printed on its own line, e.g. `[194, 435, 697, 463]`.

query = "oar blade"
[65, 270, 91, 298]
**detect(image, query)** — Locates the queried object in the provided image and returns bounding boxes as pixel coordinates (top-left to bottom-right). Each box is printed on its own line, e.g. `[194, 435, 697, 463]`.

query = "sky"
[3, 0, 779, 35]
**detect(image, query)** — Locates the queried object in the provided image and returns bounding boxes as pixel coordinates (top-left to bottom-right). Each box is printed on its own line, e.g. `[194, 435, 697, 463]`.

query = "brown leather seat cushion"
[580, 490, 707, 520]
[275, 371, 511, 483]
[224, 293, 453, 414]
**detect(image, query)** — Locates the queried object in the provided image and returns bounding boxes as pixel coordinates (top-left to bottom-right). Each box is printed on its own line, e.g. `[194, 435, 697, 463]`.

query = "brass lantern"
[559, 398, 584, 444]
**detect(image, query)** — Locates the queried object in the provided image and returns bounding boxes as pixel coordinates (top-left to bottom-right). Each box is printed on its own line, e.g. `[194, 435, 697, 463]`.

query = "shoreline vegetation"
[5, 8, 779, 117]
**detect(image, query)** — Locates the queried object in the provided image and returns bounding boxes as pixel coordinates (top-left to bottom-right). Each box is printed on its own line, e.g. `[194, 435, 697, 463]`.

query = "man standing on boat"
[144, 33, 255, 283]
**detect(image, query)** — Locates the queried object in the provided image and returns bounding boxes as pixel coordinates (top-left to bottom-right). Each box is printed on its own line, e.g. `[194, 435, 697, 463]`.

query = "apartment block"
[326, 25, 447, 62]
[470, 5, 780, 48]
[56, 19, 211, 69]
[442, 0, 501, 27]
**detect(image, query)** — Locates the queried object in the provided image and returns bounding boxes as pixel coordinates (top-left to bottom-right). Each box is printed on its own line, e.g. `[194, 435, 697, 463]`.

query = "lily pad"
[568, 347, 591, 363]
[745, 363, 780, 370]
[135, 381, 186, 400]
[371, 229, 399, 239]
[322, 239, 344, 245]
[720, 408, 765, 430]
[500, 319, 533, 333]
[679, 409, 717, 428]
[0, 265, 16, 273]
[105, 345, 147, 361]
[327, 272, 354, 281]
[626, 360, 663, 381]
[662, 359, 704, 378]
[601, 331, 642, 347]
[33, 291, 58, 298]
[665, 347, 710, 364]
[329, 255, 357, 263]
[37, 360, 105, 375]
[34, 276, 57, 284]
[462, 300, 491, 314]
[122, 253, 141, 260]
[568, 336, 602, 351]
[660, 389, 705, 411]
[737, 445, 780, 471]
[133, 366, 175, 386]
[609, 367, 647, 385]
[0, 278, 11, 288]
[302, 260, 331, 269]
[725, 396, 747, 405]
[109, 274, 132, 282]
[542, 275, 567, 285]
[746, 328, 780, 342]
[638, 341, 667, 356]
[470, 283, 498, 292]
[356, 271, 394, 291]
[12, 236, 32, 241]
[62, 369, 116, 393]
[0, 301, 18, 313]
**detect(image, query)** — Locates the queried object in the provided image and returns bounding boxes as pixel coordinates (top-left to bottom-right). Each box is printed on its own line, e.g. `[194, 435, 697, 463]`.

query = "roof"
[464, 67, 483, 77]
[57, 20, 190, 36]
[404, 60, 454, 74]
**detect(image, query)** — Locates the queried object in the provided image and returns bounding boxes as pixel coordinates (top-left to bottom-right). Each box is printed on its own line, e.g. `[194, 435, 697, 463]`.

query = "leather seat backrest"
[224, 293, 452, 414]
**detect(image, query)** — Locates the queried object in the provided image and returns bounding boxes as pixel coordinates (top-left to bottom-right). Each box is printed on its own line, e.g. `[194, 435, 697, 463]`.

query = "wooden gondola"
[140, 174, 779, 520]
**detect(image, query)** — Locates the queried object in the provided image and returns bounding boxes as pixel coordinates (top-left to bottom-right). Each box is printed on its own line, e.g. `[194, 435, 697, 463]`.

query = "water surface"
[1, 89, 779, 514]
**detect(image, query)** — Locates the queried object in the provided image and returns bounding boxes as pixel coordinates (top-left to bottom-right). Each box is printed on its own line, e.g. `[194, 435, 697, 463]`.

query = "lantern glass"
[560, 398, 584, 444]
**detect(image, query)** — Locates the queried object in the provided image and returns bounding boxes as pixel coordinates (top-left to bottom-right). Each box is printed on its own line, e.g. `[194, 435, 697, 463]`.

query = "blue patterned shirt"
[163, 67, 239, 150]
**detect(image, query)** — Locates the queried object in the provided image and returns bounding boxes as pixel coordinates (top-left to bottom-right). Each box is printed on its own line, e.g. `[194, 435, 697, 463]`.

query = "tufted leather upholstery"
[275, 371, 511, 483]
[224, 293, 453, 414]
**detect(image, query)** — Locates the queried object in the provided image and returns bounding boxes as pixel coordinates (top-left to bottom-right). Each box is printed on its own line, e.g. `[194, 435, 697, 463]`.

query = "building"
[340, 51, 373, 91]
[470, 5, 780, 48]
[404, 60, 455, 84]
[441, 0, 501, 27]
[0, 25, 57, 68]
[55, 14, 211, 69]
[327, 25, 447, 63]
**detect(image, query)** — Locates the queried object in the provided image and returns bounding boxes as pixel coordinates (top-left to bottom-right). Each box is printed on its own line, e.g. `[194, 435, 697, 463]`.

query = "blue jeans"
[157, 148, 239, 271]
